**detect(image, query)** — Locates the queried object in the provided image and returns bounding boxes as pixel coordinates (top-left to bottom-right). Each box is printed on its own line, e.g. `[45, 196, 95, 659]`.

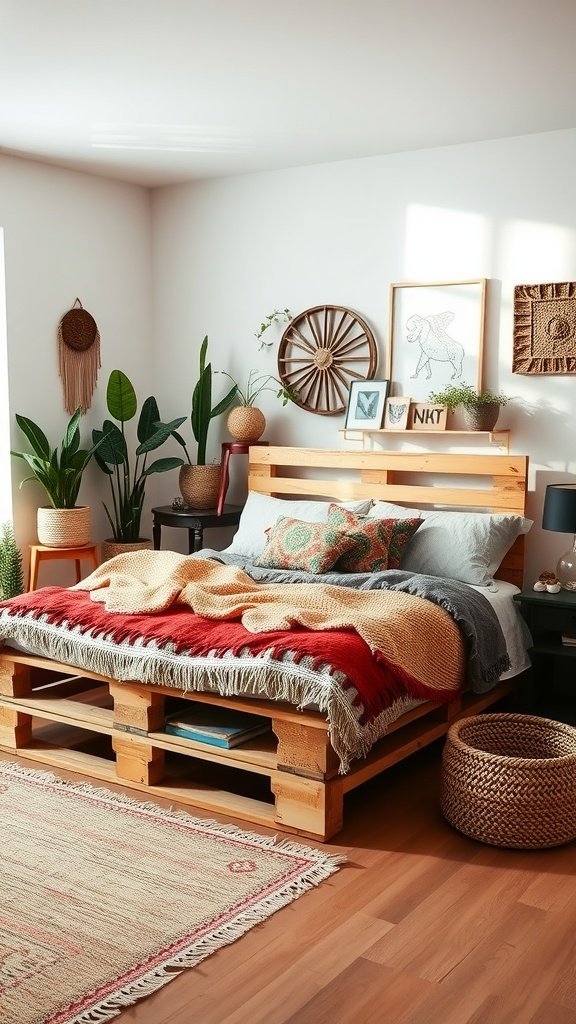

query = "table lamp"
[542, 483, 576, 590]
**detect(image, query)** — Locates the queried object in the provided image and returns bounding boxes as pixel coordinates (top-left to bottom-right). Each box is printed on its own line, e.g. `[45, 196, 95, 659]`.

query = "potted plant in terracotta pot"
[428, 382, 510, 431]
[217, 369, 297, 442]
[92, 370, 184, 559]
[11, 407, 99, 547]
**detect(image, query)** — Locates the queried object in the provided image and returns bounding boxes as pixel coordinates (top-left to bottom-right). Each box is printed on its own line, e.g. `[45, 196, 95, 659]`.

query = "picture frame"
[387, 279, 487, 403]
[344, 379, 390, 430]
[513, 281, 576, 374]
[384, 396, 410, 430]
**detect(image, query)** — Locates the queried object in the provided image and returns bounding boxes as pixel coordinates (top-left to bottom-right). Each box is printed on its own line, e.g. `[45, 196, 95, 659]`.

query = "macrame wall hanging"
[57, 298, 101, 414]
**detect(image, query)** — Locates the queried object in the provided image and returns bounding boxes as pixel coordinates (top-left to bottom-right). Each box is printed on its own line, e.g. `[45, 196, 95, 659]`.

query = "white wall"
[151, 128, 576, 582]
[0, 155, 152, 582]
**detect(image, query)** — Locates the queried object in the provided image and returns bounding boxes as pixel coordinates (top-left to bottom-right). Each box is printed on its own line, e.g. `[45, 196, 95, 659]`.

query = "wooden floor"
[4, 740, 576, 1024]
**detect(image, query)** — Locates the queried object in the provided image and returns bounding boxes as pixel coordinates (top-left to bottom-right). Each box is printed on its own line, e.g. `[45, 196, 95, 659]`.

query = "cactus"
[0, 521, 25, 599]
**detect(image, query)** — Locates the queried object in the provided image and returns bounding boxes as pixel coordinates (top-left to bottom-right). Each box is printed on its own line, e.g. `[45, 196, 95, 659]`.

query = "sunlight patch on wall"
[500, 219, 574, 281]
[404, 205, 490, 280]
[0, 230, 11, 524]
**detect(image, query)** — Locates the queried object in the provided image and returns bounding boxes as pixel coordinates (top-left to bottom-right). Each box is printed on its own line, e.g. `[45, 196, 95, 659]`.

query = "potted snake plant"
[170, 336, 237, 508]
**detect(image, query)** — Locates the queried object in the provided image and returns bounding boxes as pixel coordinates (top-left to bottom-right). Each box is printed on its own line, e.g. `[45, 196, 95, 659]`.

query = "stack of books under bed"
[163, 705, 271, 749]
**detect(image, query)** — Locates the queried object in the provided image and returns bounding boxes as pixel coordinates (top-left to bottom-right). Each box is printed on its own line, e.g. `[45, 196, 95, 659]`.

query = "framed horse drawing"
[387, 279, 487, 402]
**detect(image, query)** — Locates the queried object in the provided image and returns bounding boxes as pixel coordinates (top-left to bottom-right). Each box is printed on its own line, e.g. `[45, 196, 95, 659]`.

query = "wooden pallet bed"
[0, 446, 529, 842]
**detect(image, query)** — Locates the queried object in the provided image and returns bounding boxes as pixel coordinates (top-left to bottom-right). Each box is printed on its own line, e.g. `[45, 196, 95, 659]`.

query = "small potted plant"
[92, 370, 184, 558]
[428, 382, 510, 431]
[217, 369, 297, 442]
[11, 407, 99, 547]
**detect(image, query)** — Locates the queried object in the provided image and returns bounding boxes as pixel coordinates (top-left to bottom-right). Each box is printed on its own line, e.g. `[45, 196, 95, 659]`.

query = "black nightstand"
[152, 504, 243, 554]
[513, 588, 576, 722]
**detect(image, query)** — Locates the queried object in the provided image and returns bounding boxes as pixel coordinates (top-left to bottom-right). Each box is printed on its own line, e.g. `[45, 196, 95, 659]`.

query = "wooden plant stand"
[0, 648, 514, 842]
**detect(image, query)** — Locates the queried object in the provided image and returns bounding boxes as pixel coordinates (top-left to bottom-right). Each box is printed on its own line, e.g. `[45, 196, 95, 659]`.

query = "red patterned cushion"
[328, 503, 421, 572]
[254, 516, 358, 573]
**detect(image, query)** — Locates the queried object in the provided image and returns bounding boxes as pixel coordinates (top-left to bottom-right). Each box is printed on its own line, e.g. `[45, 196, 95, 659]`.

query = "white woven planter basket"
[37, 506, 91, 548]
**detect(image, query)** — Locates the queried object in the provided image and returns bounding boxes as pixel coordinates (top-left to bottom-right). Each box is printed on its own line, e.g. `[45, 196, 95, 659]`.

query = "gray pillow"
[368, 501, 532, 586]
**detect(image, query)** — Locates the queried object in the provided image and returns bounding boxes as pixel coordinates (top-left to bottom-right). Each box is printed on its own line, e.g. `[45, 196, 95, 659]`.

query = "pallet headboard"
[247, 447, 529, 587]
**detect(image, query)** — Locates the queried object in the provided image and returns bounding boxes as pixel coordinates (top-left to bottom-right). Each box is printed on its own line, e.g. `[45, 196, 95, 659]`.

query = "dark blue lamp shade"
[542, 483, 576, 591]
[542, 484, 576, 534]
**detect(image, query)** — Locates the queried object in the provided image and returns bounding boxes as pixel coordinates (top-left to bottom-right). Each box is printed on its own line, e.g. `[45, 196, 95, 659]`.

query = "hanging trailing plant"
[0, 522, 24, 599]
[255, 308, 292, 350]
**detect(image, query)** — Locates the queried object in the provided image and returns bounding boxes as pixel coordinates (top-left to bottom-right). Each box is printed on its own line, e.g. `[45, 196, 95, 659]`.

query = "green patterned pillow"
[254, 516, 358, 573]
[328, 503, 421, 572]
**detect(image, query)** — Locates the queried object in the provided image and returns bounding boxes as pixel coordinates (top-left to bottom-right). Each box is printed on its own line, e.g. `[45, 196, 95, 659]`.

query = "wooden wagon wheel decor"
[277, 305, 378, 415]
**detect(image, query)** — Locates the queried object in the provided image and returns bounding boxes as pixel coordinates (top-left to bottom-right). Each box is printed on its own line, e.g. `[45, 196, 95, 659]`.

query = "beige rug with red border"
[0, 761, 343, 1024]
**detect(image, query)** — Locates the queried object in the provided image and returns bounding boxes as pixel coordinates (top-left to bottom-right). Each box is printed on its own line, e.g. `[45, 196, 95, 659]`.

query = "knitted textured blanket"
[74, 551, 465, 696]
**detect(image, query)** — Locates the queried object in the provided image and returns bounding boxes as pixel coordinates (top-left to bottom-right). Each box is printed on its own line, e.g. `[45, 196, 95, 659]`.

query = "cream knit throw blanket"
[75, 551, 464, 693]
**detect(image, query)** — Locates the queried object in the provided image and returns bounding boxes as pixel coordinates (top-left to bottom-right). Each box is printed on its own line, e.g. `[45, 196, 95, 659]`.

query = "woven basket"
[227, 406, 266, 443]
[462, 403, 501, 431]
[101, 539, 153, 562]
[179, 464, 221, 510]
[441, 714, 576, 848]
[37, 506, 91, 548]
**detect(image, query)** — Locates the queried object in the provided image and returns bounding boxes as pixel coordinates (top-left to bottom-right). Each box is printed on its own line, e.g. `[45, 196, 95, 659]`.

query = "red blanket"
[0, 586, 455, 728]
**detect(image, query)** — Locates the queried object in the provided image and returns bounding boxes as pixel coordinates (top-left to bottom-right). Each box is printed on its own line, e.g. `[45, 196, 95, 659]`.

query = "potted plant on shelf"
[11, 407, 98, 547]
[427, 382, 510, 431]
[169, 336, 238, 509]
[217, 369, 297, 442]
[92, 370, 184, 559]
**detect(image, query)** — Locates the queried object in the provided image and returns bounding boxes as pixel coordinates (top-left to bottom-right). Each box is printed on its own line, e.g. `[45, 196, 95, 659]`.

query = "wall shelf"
[339, 428, 510, 452]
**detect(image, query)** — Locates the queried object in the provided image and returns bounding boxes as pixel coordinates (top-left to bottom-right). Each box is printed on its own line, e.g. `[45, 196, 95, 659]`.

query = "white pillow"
[226, 492, 373, 559]
[368, 501, 532, 586]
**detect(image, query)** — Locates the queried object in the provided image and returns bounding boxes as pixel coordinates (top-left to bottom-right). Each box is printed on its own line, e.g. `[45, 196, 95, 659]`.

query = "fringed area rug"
[0, 761, 344, 1024]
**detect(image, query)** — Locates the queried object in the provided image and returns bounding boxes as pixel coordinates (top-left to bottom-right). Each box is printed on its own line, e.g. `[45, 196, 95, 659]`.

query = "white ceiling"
[2, 0, 576, 188]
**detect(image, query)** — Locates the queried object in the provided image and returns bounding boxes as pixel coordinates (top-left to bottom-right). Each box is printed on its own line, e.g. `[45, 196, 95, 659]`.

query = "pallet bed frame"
[0, 447, 528, 842]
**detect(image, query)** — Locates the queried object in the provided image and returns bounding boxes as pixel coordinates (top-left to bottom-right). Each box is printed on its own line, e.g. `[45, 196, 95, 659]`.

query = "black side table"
[152, 505, 243, 554]
[513, 588, 576, 720]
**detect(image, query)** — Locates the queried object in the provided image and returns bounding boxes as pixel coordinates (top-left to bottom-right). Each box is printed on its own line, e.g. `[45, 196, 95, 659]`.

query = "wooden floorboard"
[3, 739, 576, 1024]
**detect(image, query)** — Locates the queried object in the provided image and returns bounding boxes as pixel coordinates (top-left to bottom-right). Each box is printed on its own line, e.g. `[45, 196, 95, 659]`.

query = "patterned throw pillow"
[254, 516, 358, 574]
[328, 503, 421, 572]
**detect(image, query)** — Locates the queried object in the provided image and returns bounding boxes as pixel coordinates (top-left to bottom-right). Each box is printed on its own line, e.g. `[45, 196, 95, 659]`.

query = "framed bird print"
[387, 280, 487, 402]
[344, 380, 390, 430]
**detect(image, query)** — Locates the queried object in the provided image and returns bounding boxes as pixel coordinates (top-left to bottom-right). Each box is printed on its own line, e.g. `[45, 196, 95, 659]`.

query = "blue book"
[164, 706, 270, 749]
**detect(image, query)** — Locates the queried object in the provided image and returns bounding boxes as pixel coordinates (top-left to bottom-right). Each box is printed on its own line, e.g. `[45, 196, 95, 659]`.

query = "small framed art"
[344, 380, 390, 430]
[384, 396, 410, 430]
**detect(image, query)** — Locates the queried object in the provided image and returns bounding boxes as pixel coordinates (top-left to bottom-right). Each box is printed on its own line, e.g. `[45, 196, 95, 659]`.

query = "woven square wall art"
[513, 281, 576, 374]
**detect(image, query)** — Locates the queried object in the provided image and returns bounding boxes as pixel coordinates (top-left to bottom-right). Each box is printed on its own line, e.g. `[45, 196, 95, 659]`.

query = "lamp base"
[557, 544, 576, 591]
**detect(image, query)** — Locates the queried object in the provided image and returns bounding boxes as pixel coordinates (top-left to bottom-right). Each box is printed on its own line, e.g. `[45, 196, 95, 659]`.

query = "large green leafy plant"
[172, 336, 237, 465]
[11, 407, 97, 508]
[93, 370, 184, 542]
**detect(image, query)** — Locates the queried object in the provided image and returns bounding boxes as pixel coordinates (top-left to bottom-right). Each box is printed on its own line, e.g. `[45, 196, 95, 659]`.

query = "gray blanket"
[197, 549, 511, 693]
